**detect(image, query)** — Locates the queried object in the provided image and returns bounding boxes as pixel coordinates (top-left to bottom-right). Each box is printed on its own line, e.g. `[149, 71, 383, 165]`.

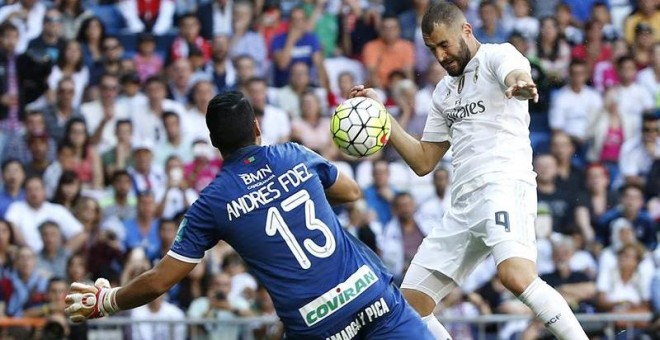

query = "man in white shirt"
[613, 55, 654, 133]
[0, 0, 46, 53]
[132, 76, 189, 144]
[636, 43, 659, 106]
[5, 176, 85, 253]
[131, 295, 186, 340]
[128, 138, 167, 201]
[619, 114, 660, 187]
[81, 73, 129, 154]
[415, 167, 451, 232]
[549, 59, 603, 143]
[244, 77, 290, 146]
[351, 3, 587, 339]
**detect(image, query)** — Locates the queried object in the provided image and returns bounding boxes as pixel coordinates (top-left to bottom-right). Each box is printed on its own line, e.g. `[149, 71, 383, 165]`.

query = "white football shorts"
[401, 179, 537, 303]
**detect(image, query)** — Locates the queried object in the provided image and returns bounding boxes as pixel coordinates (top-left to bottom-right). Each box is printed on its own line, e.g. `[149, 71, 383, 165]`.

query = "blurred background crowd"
[0, 0, 658, 339]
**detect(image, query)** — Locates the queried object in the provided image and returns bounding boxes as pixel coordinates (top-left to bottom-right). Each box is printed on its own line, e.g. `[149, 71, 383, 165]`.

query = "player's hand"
[505, 81, 538, 103]
[65, 278, 119, 323]
[349, 85, 381, 102]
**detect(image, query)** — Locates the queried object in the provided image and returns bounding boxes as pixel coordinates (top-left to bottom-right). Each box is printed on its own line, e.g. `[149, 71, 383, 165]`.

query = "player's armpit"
[325, 171, 361, 206]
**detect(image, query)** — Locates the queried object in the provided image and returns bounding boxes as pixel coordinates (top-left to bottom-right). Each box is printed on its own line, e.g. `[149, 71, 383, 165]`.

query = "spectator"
[5, 176, 85, 253]
[82, 73, 129, 153]
[391, 79, 426, 138]
[290, 91, 332, 153]
[5, 246, 48, 317]
[170, 13, 211, 63]
[128, 138, 167, 200]
[24, 130, 52, 177]
[123, 190, 161, 258]
[637, 43, 659, 106]
[592, 38, 631, 93]
[154, 111, 193, 166]
[572, 20, 613, 78]
[167, 58, 195, 105]
[597, 183, 656, 249]
[363, 159, 397, 226]
[337, 0, 379, 58]
[437, 287, 482, 339]
[619, 114, 660, 187]
[61, 118, 104, 191]
[271, 6, 328, 88]
[534, 154, 594, 241]
[0, 0, 47, 54]
[133, 32, 164, 84]
[187, 272, 252, 339]
[43, 77, 84, 143]
[549, 59, 603, 143]
[65, 253, 89, 285]
[207, 35, 236, 93]
[47, 40, 89, 107]
[228, 1, 267, 75]
[362, 15, 414, 89]
[75, 196, 124, 280]
[529, 17, 571, 86]
[275, 61, 327, 119]
[99, 36, 124, 78]
[506, 0, 539, 42]
[197, 0, 233, 39]
[186, 80, 215, 143]
[596, 243, 651, 319]
[343, 199, 379, 254]
[613, 55, 654, 132]
[416, 167, 450, 232]
[398, 0, 433, 74]
[586, 88, 637, 170]
[244, 77, 291, 146]
[378, 192, 429, 280]
[50, 170, 81, 211]
[156, 156, 198, 219]
[118, 0, 176, 35]
[231, 54, 257, 94]
[585, 163, 619, 223]
[101, 119, 134, 179]
[26, 8, 66, 70]
[2, 110, 57, 165]
[183, 140, 221, 193]
[131, 294, 186, 340]
[133, 76, 188, 144]
[554, 3, 582, 45]
[100, 169, 137, 223]
[43, 143, 77, 199]
[23, 276, 68, 318]
[597, 218, 655, 286]
[0, 159, 25, 219]
[0, 23, 27, 139]
[35, 221, 70, 279]
[0, 219, 18, 272]
[57, 0, 93, 40]
[76, 17, 105, 78]
[252, 285, 283, 339]
[632, 22, 656, 70]
[623, 0, 660, 45]
[550, 131, 586, 190]
[473, 1, 508, 44]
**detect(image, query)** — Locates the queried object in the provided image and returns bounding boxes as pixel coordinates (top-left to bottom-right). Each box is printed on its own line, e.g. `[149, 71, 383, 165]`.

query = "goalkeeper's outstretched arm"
[65, 255, 196, 322]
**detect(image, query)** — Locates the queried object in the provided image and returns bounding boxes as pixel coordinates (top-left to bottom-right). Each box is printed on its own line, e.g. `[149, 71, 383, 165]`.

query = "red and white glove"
[65, 278, 121, 323]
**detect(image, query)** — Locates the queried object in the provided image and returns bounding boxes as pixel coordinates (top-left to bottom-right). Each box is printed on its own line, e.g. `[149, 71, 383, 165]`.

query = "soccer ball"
[331, 97, 391, 157]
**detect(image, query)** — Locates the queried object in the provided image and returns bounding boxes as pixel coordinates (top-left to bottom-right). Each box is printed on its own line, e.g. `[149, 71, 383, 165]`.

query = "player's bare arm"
[350, 85, 450, 176]
[504, 69, 539, 103]
[325, 171, 362, 205]
[65, 255, 196, 322]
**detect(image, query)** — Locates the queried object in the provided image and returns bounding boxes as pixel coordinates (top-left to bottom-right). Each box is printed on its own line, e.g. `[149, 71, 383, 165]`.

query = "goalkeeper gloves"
[64, 278, 121, 323]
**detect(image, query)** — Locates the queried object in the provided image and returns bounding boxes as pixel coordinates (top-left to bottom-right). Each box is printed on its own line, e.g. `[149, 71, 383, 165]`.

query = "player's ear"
[462, 22, 473, 37]
[253, 119, 262, 138]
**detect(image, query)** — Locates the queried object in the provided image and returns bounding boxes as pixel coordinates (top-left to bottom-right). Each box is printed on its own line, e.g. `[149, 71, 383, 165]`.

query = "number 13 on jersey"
[266, 190, 336, 269]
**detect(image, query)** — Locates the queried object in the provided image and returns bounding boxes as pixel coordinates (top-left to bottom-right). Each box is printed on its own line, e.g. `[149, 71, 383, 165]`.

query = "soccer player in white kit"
[351, 2, 588, 340]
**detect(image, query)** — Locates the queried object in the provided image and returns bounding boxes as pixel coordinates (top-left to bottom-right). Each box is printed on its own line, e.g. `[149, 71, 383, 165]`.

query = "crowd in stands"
[0, 0, 658, 339]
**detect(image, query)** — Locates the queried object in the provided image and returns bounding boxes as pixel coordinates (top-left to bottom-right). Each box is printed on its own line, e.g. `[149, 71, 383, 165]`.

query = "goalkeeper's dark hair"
[206, 91, 256, 156]
[421, 1, 466, 36]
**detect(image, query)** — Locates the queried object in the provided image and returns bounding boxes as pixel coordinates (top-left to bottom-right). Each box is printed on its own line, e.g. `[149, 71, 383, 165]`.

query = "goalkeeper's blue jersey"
[169, 143, 394, 335]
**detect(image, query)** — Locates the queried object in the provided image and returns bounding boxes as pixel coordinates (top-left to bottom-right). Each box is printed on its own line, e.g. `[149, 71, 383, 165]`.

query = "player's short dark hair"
[206, 91, 256, 155]
[422, 1, 466, 36]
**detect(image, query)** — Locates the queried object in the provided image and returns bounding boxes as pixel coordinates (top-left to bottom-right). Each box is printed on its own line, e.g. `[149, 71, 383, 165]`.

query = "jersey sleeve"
[293, 143, 338, 189]
[168, 198, 222, 263]
[488, 43, 531, 86]
[421, 82, 450, 143]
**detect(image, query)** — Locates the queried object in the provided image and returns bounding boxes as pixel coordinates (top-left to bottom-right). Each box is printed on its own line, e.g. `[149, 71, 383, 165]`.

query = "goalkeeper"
[65, 91, 435, 340]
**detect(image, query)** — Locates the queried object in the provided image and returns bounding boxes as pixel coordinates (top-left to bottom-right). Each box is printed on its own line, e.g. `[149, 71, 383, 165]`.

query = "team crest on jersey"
[457, 75, 465, 94]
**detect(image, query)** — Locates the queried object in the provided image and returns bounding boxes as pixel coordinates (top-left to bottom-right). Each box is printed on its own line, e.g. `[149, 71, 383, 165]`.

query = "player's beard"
[442, 38, 472, 77]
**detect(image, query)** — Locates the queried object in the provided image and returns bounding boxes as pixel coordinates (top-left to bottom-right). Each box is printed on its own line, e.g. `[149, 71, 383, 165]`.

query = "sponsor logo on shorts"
[326, 298, 391, 340]
[299, 265, 378, 327]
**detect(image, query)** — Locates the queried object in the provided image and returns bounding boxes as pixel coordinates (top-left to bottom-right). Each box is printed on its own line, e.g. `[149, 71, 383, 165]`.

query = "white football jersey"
[422, 43, 536, 197]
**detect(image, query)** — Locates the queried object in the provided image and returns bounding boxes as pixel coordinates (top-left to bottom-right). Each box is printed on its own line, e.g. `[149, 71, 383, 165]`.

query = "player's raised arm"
[350, 85, 450, 176]
[65, 255, 196, 322]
